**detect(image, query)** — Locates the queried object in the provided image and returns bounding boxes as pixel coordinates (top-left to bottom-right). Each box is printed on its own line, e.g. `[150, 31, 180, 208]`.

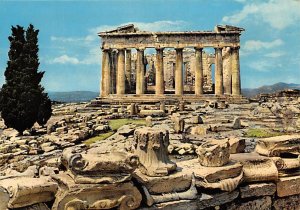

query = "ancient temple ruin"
[97, 24, 245, 104]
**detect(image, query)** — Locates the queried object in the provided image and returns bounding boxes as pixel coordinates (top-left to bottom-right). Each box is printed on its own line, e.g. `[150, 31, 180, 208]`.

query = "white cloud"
[48, 20, 188, 66]
[48, 47, 101, 65]
[248, 59, 282, 72]
[51, 20, 188, 45]
[222, 0, 300, 30]
[243, 39, 283, 51]
[264, 51, 285, 58]
[50, 55, 80, 65]
[50, 35, 96, 43]
[223, 4, 259, 25]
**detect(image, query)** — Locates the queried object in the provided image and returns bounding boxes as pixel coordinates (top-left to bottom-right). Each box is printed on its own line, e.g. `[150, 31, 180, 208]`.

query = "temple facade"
[98, 24, 245, 103]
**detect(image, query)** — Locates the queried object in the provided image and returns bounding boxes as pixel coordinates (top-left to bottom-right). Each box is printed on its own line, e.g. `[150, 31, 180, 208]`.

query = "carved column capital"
[101, 47, 111, 52]
[194, 47, 203, 51]
[175, 48, 183, 51]
[136, 47, 145, 51]
[116, 48, 125, 52]
[214, 46, 223, 51]
[155, 47, 164, 51]
[231, 46, 240, 51]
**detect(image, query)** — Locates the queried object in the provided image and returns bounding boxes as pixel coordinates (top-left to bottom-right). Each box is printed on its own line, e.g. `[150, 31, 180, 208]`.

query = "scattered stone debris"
[0, 95, 299, 209]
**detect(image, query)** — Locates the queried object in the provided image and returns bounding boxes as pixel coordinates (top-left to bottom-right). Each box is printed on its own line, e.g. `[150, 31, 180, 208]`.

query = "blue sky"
[0, 0, 299, 92]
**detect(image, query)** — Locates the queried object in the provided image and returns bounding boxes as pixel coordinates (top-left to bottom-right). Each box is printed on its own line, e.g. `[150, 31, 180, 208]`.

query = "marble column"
[110, 50, 117, 94]
[223, 47, 232, 95]
[136, 48, 145, 95]
[125, 49, 132, 93]
[215, 47, 224, 95]
[175, 48, 183, 95]
[195, 48, 203, 96]
[155, 48, 164, 95]
[100, 49, 111, 97]
[232, 47, 241, 96]
[116, 49, 125, 95]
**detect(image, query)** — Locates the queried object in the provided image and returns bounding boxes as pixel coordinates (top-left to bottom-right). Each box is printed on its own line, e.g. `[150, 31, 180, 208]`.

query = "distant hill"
[48, 91, 99, 103]
[46, 83, 300, 102]
[242, 82, 300, 98]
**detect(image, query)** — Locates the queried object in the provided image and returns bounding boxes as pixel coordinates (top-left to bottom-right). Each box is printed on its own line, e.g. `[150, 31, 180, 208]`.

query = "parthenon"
[98, 24, 245, 103]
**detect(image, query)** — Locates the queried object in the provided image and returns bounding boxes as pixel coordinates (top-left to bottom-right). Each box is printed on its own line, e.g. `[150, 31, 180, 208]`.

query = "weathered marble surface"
[52, 173, 142, 210]
[62, 149, 139, 184]
[0, 176, 57, 209]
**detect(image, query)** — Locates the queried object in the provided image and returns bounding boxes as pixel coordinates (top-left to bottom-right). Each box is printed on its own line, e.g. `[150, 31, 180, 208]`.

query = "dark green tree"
[0, 24, 52, 135]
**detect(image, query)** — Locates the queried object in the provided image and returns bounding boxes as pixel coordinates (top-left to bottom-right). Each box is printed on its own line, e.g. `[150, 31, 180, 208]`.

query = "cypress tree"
[0, 24, 52, 135]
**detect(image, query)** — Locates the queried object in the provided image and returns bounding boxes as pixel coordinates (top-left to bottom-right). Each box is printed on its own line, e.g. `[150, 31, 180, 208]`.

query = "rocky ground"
[0, 97, 299, 209]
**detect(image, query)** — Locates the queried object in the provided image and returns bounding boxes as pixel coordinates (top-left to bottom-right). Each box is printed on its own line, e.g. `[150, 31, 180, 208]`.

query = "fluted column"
[232, 47, 241, 96]
[175, 48, 183, 95]
[215, 47, 224, 95]
[223, 47, 232, 95]
[109, 50, 117, 94]
[101, 49, 111, 97]
[155, 48, 164, 95]
[195, 48, 203, 95]
[136, 48, 145, 95]
[116, 49, 125, 95]
[125, 49, 132, 93]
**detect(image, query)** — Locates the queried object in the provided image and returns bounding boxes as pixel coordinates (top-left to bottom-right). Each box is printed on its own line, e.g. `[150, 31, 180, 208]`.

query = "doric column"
[125, 49, 132, 93]
[155, 48, 164, 95]
[195, 48, 203, 96]
[116, 49, 125, 95]
[232, 47, 241, 96]
[223, 47, 232, 95]
[175, 48, 183, 95]
[100, 49, 111, 97]
[136, 48, 145, 95]
[109, 50, 117, 94]
[215, 47, 224, 95]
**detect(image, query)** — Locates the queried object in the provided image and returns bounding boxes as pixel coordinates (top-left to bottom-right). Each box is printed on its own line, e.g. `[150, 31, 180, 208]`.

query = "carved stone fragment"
[255, 135, 300, 157]
[141, 177, 197, 206]
[178, 159, 243, 192]
[232, 117, 241, 129]
[62, 149, 139, 184]
[134, 169, 192, 194]
[0, 176, 57, 209]
[174, 117, 185, 133]
[130, 103, 137, 115]
[230, 153, 278, 183]
[52, 173, 142, 210]
[229, 137, 245, 154]
[133, 127, 177, 176]
[197, 139, 230, 167]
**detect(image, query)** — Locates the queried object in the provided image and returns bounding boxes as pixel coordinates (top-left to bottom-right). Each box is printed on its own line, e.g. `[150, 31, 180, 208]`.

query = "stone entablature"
[99, 24, 244, 98]
[100, 25, 242, 49]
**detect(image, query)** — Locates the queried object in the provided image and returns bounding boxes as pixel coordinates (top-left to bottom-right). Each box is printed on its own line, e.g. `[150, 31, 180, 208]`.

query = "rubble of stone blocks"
[0, 97, 299, 209]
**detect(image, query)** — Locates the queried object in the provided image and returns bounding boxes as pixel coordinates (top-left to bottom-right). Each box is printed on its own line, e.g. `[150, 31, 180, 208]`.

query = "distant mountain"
[48, 91, 99, 103]
[242, 82, 300, 98]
